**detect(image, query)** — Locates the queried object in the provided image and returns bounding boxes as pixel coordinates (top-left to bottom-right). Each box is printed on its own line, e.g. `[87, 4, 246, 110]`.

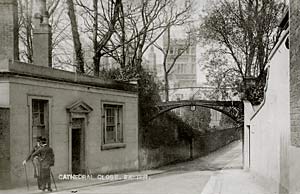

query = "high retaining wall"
[140, 127, 241, 169]
[245, 28, 290, 193]
[290, 1, 300, 193]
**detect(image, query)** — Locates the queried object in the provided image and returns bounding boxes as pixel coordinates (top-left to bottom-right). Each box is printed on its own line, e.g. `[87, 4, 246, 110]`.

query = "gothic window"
[192, 63, 196, 73]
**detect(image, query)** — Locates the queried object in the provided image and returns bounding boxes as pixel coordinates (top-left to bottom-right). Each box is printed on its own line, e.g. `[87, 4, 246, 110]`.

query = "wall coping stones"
[0, 59, 137, 93]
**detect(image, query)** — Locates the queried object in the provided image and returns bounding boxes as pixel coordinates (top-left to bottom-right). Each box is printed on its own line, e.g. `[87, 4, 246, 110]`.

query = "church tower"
[147, 46, 157, 73]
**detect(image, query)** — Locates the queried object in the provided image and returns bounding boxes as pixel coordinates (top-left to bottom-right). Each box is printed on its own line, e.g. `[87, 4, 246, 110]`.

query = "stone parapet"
[0, 60, 137, 93]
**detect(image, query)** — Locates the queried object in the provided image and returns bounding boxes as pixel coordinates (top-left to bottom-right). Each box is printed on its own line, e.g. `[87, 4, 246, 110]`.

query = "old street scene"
[0, 0, 297, 194]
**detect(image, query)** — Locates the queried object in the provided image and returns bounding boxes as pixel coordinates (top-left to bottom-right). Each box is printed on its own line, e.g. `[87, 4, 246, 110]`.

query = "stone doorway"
[71, 118, 85, 174]
[66, 100, 93, 174]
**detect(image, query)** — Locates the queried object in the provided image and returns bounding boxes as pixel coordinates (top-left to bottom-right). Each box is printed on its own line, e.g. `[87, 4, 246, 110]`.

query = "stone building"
[0, 0, 138, 189]
[144, 46, 157, 74]
[163, 33, 197, 101]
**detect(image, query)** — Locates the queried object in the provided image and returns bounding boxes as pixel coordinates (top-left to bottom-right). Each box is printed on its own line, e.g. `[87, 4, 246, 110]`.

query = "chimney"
[32, 0, 52, 67]
[0, 0, 19, 61]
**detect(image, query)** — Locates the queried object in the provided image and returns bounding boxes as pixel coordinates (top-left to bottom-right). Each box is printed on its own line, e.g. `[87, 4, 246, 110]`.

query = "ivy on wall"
[100, 67, 200, 148]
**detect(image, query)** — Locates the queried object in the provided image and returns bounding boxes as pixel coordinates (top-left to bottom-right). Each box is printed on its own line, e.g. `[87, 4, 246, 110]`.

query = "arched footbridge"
[151, 100, 244, 124]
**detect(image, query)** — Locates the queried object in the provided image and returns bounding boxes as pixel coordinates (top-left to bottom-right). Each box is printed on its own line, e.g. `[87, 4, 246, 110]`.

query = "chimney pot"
[32, 0, 52, 67]
[0, 0, 19, 61]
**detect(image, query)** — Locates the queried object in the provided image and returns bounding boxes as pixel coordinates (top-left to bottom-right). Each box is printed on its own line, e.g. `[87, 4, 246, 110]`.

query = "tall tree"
[66, 0, 85, 73]
[75, 0, 122, 76]
[202, 49, 241, 100]
[18, 0, 33, 62]
[41, 0, 193, 78]
[200, 0, 286, 90]
[105, 0, 194, 79]
[155, 26, 195, 101]
[18, 0, 60, 63]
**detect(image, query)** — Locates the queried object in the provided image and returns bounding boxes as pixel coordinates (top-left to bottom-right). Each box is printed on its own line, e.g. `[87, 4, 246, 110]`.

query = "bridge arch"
[148, 100, 243, 124]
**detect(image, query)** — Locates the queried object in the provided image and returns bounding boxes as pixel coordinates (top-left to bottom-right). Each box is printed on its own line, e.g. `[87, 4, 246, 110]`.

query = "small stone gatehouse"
[0, 0, 139, 188]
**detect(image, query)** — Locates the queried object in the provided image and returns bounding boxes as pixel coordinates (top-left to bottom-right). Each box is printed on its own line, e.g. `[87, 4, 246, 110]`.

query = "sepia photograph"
[0, 0, 292, 193]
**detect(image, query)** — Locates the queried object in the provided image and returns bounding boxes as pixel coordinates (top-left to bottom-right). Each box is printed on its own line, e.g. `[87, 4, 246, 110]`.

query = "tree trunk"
[66, 0, 85, 73]
[119, 1, 126, 69]
[163, 26, 171, 102]
[93, 0, 122, 76]
[26, 0, 33, 63]
[164, 73, 169, 102]
[93, 0, 99, 76]
[93, 55, 100, 77]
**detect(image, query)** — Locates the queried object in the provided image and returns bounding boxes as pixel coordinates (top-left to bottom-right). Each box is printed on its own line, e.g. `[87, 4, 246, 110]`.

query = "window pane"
[104, 105, 123, 144]
[32, 126, 39, 144]
[40, 113, 44, 125]
[32, 99, 49, 147]
[107, 117, 114, 125]
[39, 101, 44, 112]
[117, 123, 122, 143]
[32, 113, 40, 126]
[107, 126, 114, 132]
[106, 126, 116, 143]
[33, 101, 39, 112]
[39, 125, 46, 137]
[107, 108, 112, 116]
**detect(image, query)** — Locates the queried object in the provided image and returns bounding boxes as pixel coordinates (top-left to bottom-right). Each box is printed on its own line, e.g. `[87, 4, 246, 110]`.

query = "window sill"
[101, 143, 126, 150]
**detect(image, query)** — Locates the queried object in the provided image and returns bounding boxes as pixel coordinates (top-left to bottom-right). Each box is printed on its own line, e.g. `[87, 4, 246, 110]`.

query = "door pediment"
[66, 100, 93, 114]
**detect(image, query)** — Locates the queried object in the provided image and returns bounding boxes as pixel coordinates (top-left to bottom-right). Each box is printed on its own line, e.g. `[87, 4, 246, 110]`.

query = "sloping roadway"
[54, 141, 242, 194]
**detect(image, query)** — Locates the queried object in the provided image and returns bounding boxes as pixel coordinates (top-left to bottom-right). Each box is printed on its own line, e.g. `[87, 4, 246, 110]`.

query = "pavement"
[200, 142, 273, 194]
[0, 141, 274, 194]
[201, 169, 273, 194]
[0, 169, 166, 194]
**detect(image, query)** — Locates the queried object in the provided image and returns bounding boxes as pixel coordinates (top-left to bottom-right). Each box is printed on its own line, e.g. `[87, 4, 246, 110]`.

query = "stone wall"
[0, 74, 138, 188]
[290, 1, 300, 193]
[139, 140, 190, 169]
[193, 127, 242, 158]
[290, 0, 300, 147]
[140, 127, 241, 170]
[246, 28, 290, 194]
[0, 108, 10, 189]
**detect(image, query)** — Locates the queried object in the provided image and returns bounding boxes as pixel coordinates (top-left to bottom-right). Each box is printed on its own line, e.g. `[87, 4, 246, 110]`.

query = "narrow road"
[54, 141, 243, 194]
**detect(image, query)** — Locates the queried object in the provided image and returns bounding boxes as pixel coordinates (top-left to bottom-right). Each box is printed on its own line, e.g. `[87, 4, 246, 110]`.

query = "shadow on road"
[100, 141, 243, 188]
[154, 141, 243, 175]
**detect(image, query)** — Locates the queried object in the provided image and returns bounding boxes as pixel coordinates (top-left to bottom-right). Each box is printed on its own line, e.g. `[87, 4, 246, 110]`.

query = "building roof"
[0, 60, 137, 93]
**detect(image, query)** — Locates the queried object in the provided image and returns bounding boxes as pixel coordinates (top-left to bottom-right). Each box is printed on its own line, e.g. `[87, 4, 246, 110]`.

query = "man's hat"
[40, 137, 47, 144]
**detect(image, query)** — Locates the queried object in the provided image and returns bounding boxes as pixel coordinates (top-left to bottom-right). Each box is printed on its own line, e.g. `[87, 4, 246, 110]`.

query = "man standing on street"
[23, 136, 42, 189]
[32, 137, 55, 192]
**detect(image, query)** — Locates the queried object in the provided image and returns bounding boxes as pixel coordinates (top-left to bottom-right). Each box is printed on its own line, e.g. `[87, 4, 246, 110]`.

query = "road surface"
[53, 140, 242, 194]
